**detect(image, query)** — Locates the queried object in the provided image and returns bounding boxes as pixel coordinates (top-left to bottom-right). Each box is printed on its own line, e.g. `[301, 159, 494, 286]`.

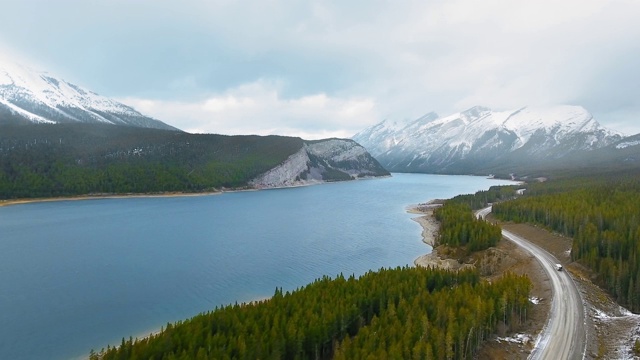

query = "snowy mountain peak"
[503, 105, 592, 131]
[0, 57, 176, 130]
[378, 118, 411, 132]
[413, 111, 439, 124]
[461, 105, 491, 121]
[352, 105, 623, 174]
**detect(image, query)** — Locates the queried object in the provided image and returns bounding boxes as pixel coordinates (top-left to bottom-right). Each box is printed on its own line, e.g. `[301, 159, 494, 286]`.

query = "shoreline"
[0, 191, 224, 208]
[0, 174, 516, 208]
[0, 175, 391, 208]
[407, 200, 465, 271]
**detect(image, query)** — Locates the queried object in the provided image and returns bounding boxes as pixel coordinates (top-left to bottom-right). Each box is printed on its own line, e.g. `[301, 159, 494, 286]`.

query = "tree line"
[0, 124, 303, 198]
[91, 267, 531, 360]
[432, 186, 514, 253]
[445, 185, 520, 209]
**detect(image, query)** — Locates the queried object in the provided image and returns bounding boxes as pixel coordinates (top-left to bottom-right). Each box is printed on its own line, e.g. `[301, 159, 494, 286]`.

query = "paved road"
[477, 207, 586, 360]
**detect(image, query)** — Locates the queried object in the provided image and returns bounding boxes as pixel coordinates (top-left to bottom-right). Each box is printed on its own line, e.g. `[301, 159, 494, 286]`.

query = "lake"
[0, 173, 516, 359]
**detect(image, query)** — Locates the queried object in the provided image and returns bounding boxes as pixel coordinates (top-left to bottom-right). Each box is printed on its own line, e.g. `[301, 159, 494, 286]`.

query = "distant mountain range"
[0, 59, 175, 130]
[353, 105, 637, 176]
[3, 55, 637, 185]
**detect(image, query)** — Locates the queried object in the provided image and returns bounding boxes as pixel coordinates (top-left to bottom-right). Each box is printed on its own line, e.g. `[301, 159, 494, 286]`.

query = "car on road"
[555, 264, 563, 271]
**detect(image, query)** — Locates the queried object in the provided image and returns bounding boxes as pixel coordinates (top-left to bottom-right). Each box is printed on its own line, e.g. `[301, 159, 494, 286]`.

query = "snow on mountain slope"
[0, 58, 176, 130]
[352, 112, 438, 156]
[353, 105, 622, 174]
[616, 140, 640, 150]
[250, 139, 389, 188]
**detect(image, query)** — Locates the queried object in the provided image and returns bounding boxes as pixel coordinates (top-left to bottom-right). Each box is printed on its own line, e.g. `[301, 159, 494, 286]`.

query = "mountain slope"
[0, 59, 176, 130]
[250, 139, 389, 188]
[353, 105, 622, 174]
[0, 124, 388, 198]
[519, 133, 640, 177]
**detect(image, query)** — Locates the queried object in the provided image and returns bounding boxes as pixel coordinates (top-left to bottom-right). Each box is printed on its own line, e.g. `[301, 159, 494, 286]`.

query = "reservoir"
[0, 174, 515, 359]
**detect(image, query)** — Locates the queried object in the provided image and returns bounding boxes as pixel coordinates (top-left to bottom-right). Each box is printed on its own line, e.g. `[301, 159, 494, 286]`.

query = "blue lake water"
[0, 173, 516, 359]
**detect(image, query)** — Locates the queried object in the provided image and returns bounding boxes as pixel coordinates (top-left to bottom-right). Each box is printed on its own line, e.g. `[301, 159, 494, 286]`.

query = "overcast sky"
[1, 0, 639, 139]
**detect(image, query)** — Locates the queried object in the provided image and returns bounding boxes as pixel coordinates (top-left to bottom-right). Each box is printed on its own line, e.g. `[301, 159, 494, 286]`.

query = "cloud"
[2, 0, 640, 135]
[119, 80, 378, 139]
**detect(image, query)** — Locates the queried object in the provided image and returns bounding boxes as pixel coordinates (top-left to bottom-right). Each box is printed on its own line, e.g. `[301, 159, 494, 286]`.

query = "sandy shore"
[0, 191, 223, 208]
[407, 200, 467, 271]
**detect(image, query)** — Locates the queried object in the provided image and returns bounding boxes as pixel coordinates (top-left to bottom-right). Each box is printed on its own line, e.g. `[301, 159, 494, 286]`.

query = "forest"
[0, 123, 304, 198]
[434, 202, 502, 253]
[432, 185, 518, 253]
[445, 185, 520, 209]
[493, 174, 640, 312]
[91, 267, 531, 360]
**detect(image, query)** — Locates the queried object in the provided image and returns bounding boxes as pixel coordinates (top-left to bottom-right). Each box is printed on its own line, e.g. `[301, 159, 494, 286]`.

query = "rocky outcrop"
[250, 139, 389, 188]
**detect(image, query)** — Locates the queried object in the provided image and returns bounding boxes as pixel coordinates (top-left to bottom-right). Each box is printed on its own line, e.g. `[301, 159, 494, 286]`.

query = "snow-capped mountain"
[353, 105, 623, 174]
[0, 59, 176, 130]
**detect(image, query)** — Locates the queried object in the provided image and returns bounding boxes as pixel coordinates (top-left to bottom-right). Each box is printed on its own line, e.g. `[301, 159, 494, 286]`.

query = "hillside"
[91, 267, 530, 359]
[0, 124, 388, 199]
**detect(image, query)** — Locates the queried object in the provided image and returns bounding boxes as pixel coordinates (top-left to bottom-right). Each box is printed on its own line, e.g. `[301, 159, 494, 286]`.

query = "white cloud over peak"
[2, 0, 640, 136]
[119, 80, 378, 139]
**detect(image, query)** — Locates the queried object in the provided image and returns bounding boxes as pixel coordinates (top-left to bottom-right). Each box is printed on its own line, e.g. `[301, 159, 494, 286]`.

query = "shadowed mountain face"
[353, 105, 624, 175]
[0, 59, 176, 130]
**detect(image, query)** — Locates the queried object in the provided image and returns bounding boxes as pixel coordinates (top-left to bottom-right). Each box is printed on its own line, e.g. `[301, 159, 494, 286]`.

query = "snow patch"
[616, 140, 640, 149]
[594, 309, 611, 320]
[529, 297, 542, 305]
[496, 333, 534, 345]
[0, 98, 54, 123]
[594, 307, 639, 320]
[619, 307, 638, 317]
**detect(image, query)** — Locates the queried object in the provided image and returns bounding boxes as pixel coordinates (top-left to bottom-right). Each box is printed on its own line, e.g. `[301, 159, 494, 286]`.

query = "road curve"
[477, 207, 586, 360]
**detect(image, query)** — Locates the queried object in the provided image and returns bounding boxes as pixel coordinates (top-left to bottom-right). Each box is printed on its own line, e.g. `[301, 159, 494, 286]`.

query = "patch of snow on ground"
[529, 297, 542, 305]
[620, 307, 638, 317]
[594, 307, 640, 320]
[594, 308, 612, 320]
[497, 333, 533, 345]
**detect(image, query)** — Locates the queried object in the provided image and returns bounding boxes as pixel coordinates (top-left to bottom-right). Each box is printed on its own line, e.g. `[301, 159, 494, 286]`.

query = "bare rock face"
[250, 139, 389, 189]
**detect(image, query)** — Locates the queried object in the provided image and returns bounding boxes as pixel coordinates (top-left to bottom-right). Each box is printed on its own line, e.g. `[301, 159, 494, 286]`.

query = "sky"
[1, 0, 639, 139]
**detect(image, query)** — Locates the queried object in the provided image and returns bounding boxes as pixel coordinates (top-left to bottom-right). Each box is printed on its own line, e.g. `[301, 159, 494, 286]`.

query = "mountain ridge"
[353, 105, 624, 175]
[0, 59, 176, 130]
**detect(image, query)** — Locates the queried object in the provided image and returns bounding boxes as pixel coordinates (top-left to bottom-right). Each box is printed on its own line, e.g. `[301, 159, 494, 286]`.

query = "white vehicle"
[555, 264, 563, 271]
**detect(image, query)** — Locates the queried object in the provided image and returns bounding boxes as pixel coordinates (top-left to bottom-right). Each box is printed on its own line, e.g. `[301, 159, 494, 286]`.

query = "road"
[477, 207, 586, 360]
